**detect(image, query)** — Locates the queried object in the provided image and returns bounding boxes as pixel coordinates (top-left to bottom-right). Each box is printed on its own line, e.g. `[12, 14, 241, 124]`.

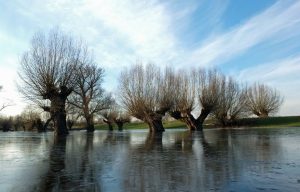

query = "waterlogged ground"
[0, 128, 300, 192]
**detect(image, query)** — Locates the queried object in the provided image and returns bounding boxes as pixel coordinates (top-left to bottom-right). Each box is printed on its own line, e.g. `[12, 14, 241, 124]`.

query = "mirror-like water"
[0, 128, 300, 192]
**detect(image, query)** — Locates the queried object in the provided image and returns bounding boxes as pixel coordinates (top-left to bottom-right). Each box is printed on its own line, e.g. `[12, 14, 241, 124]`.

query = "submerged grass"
[94, 116, 300, 131]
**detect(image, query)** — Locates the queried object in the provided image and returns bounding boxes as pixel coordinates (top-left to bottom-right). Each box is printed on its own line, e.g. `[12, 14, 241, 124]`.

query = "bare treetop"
[18, 29, 91, 136]
[245, 83, 283, 117]
[19, 29, 86, 104]
[69, 63, 114, 132]
[119, 63, 176, 132]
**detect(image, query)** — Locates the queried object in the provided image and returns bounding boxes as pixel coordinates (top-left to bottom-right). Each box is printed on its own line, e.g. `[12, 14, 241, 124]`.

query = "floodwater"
[0, 128, 300, 192]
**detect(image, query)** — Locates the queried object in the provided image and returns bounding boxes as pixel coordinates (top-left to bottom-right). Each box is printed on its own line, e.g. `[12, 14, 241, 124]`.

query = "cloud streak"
[189, 1, 300, 67]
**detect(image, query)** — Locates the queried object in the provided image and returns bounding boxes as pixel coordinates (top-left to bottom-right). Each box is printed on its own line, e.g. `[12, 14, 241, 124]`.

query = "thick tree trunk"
[36, 118, 46, 132]
[51, 97, 69, 136]
[67, 120, 74, 130]
[145, 114, 165, 133]
[86, 115, 95, 132]
[53, 111, 69, 136]
[115, 121, 124, 131]
[170, 111, 203, 131]
[103, 119, 113, 131]
[43, 117, 53, 131]
[182, 114, 200, 131]
[108, 123, 113, 131]
[259, 112, 269, 118]
[196, 108, 211, 131]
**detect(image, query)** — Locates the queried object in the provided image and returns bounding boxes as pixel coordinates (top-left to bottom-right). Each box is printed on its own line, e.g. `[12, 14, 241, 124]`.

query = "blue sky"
[0, 0, 300, 116]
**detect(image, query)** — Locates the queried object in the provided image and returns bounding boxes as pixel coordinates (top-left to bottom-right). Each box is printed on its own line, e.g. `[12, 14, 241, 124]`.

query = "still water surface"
[0, 128, 300, 192]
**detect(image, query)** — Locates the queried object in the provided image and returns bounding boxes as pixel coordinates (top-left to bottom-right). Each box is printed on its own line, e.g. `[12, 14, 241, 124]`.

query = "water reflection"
[39, 137, 67, 191]
[0, 128, 300, 191]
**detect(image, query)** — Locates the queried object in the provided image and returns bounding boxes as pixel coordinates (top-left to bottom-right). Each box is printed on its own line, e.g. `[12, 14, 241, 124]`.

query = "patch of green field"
[95, 120, 186, 130]
[239, 116, 300, 128]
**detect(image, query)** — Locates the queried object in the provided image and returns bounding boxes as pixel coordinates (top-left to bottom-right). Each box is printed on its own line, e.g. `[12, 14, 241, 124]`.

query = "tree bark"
[170, 111, 204, 131]
[86, 115, 95, 132]
[259, 112, 269, 118]
[195, 108, 211, 131]
[103, 119, 113, 131]
[115, 121, 124, 131]
[43, 117, 53, 131]
[51, 96, 69, 136]
[145, 114, 165, 133]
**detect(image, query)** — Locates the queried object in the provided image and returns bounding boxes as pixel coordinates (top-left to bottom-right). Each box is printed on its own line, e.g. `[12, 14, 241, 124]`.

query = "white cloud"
[78, 0, 180, 66]
[237, 56, 300, 83]
[0, 56, 26, 116]
[189, 1, 300, 67]
[1, 0, 300, 117]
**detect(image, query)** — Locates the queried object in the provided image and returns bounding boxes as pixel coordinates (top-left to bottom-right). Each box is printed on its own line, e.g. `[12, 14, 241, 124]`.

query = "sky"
[0, 0, 300, 116]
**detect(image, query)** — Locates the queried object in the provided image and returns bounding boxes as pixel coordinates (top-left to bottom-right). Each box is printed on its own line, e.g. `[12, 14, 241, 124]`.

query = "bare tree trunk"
[86, 115, 95, 132]
[145, 114, 165, 133]
[115, 121, 124, 131]
[259, 112, 269, 118]
[196, 109, 211, 131]
[170, 111, 203, 131]
[103, 119, 113, 131]
[43, 117, 53, 131]
[108, 123, 113, 131]
[36, 119, 45, 132]
[51, 97, 69, 136]
[183, 115, 199, 131]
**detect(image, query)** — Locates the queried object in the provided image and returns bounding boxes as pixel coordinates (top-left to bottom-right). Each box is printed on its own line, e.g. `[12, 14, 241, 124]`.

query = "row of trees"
[119, 64, 283, 133]
[17, 29, 283, 136]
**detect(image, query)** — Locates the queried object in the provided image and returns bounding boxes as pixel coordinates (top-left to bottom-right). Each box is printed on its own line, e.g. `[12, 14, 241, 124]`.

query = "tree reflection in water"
[121, 129, 283, 192]
[27, 128, 290, 191]
[39, 133, 101, 192]
[39, 136, 69, 191]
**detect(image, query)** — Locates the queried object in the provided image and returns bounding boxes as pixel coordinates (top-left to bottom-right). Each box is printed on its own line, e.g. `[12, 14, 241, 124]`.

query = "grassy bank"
[239, 116, 300, 128]
[95, 120, 186, 130]
[94, 116, 300, 131]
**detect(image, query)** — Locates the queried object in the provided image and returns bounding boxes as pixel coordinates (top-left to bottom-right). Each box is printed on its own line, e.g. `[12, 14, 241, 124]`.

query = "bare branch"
[245, 83, 283, 117]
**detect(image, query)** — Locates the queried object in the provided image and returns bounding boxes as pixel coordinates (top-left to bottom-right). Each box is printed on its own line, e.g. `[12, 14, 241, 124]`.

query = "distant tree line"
[15, 29, 283, 136]
[119, 63, 283, 133]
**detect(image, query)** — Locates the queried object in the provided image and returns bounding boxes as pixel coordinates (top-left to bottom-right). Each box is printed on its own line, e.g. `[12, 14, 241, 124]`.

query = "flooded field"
[0, 128, 300, 192]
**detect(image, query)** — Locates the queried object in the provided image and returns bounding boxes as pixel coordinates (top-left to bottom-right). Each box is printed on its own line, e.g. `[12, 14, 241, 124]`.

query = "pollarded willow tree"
[119, 63, 176, 133]
[245, 83, 283, 117]
[169, 69, 197, 130]
[101, 108, 115, 131]
[100, 105, 130, 131]
[169, 69, 223, 131]
[213, 77, 248, 127]
[18, 29, 88, 136]
[69, 63, 114, 132]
